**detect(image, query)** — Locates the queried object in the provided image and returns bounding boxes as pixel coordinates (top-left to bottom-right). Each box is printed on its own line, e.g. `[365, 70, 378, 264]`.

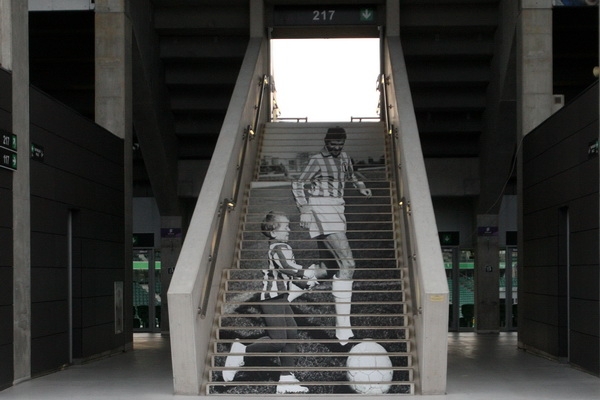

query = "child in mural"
[223, 210, 319, 393]
[291, 126, 372, 345]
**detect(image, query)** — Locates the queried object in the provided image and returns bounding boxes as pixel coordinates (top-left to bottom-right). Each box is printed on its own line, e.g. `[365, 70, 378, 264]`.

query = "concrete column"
[95, 0, 133, 344]
[160, 216, 183, 334]
[517, 0, 554, 136]
[0, 0, 13, 69]
[9, 0, 31, 384]
[386, 0, 400, 37]
[250, 0, 264, 38]
[475, 214, 500, 332]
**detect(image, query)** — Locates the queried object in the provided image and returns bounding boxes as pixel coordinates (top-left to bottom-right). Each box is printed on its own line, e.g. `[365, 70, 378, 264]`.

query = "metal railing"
[378, 73, 392, 134]
[350, 116, 380, 122]
[383, 36, 449, 395]
[198, 74, 268, 318]
[167, 37, 269, 395]
[275, 117, 308, 122]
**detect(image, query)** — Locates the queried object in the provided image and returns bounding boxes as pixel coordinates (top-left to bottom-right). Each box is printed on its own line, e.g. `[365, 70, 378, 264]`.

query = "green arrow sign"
[360, 8, 374, 21]
[1, 147, 17, 171]
[1, 131, 16, 151]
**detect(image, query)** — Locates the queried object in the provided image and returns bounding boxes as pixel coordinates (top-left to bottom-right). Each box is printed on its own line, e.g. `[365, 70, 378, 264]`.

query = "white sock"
[332, 277, 354, 344]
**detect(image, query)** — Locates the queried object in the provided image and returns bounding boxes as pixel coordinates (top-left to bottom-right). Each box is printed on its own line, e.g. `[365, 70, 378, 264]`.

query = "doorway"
[133, 248, 162, 332]
[500, 247, 518, 331]
[269, 38, 380, 122]
[444, 247, 475, 331]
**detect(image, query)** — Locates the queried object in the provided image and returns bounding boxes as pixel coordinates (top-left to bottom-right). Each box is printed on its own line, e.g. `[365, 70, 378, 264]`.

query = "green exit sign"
[31, 143, 45, 162]
[1, 130, 16, 151]
[359, 8, 375, 22]
[439, 231, 460, 246]
[0, 147, 17, 171]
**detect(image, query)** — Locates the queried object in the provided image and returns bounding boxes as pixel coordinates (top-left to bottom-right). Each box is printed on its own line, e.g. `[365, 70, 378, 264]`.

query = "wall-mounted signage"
[0, 130, 17, 171]
[31, 143, 44, 162]
[28, 0, 95, 11]
[273, 5, 378, 26]
[0, 147, 17, 171]
[477, 226, 498, 237]
[133, 233, 155, 248]
[1, 131, 17, 152]
[439, 231, 460, 246]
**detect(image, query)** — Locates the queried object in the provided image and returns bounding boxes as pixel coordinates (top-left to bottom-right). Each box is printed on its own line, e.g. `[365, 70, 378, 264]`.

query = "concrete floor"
[1, 332, 599, 399]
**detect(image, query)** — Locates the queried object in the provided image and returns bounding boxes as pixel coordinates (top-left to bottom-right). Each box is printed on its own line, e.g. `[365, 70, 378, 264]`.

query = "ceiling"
[27, 1, 598, 197]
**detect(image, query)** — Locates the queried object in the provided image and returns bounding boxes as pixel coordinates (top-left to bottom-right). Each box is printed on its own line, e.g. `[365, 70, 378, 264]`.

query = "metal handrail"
[391, 125, 421, 316]
[379, 73, 417, 310]
[378, 73, 391, 134]
[249, 75, 269, 137]
[276, 117, 308, 122]
[232, 74, 269, 209]
[198, 74, 269, 317]
[350, 116, 380, 122]
[168, 37, 269, 395]
[198, 199, 230, 317]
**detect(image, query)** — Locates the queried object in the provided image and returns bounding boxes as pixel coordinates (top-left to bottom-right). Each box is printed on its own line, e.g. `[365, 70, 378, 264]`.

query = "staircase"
[205, 122, 415, 395]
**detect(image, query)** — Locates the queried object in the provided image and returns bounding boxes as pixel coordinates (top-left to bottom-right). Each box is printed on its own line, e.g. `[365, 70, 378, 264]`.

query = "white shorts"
[307, 197, 346, 238]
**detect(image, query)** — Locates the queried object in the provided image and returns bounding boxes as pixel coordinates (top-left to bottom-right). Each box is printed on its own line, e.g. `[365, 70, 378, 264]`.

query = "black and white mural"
[211, 125, 412, 394]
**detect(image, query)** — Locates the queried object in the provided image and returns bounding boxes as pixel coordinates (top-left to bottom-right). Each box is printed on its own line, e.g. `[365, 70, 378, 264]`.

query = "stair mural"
[206, 122, 415, 395]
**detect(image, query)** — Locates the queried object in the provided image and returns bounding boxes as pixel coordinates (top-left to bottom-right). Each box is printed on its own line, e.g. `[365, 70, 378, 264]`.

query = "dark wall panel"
[519, 316, 560, 357]
[570, 331, 600, 374]
[522, 208, 558, 241]
[522, 265, 558, 296]
[0, 343, 12, 390]
[570, 265, 600, 302]
[570, 298, 600, 337]
[31, 333, 69, 375]
[29, 84, 127, 374]
[0, 306, 13, 349]
[522, 236, 558, 267]
[522, 82, 599, 375]
[0, 228, 12, 269]
[31, 266, 69, 303]
[0, 70, 13, 389]
[31, 232, 69, 270]
[569, 194, 599, 232]
[521, 292, 559, 326]
[32, 300, 69, 338]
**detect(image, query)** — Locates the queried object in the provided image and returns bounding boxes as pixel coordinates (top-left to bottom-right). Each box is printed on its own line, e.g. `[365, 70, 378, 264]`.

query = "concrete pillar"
[386, 0, 400, 37]
[0, 0, 13, 69]
[475, 214, 500, 332]
[8, 0, 31, 384]
[517, 0, 554, 136]
[95, 0, 133, 344]
[160, 216, 183, 334]
[250, 0, 264, 38]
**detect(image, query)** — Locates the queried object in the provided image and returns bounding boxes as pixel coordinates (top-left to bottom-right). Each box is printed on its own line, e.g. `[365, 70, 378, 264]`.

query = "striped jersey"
[292, 148, 359, 207]
[262, 242, 304, 300]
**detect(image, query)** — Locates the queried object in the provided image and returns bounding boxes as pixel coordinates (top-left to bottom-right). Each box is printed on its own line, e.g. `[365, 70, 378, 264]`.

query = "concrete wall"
[133, 197, 161, 242]
[0, 69, 13, 390]
[521, 82, 599, 375]
[0, 66, 128, 379]
[432, 195, 517, 248]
